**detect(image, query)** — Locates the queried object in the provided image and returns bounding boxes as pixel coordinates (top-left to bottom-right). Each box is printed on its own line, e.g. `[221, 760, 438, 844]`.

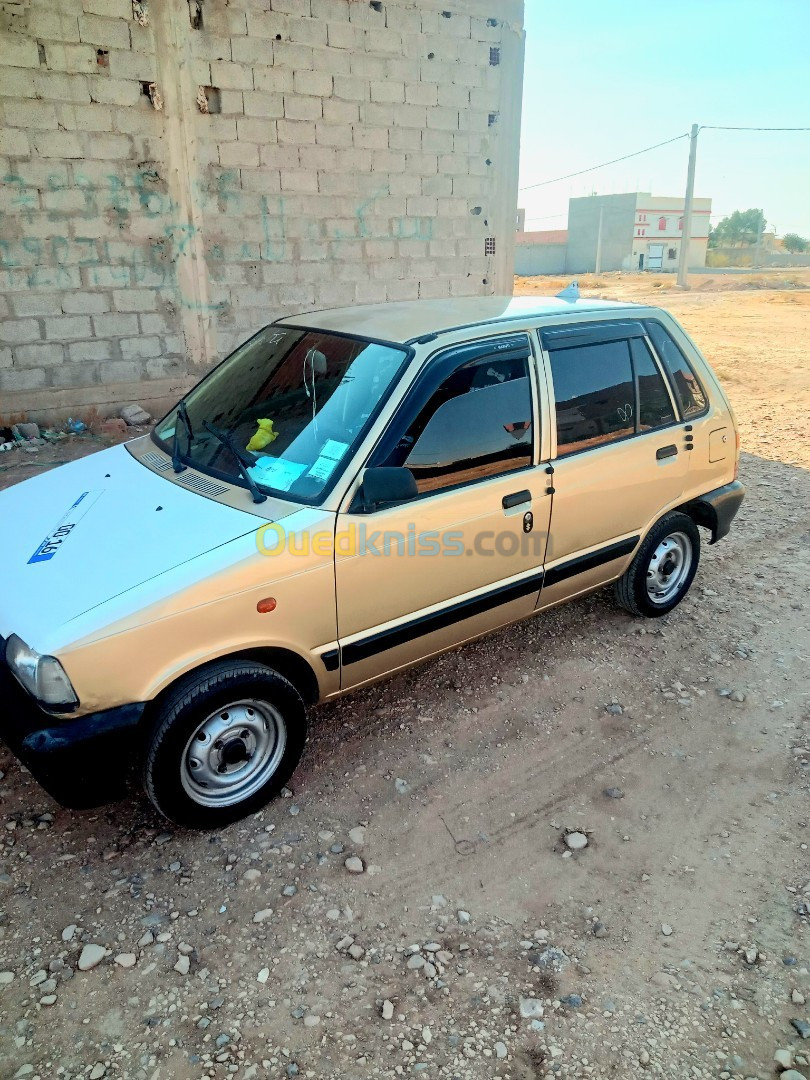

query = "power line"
[701, 125, 810, 132]
[518, 132, 689, 191]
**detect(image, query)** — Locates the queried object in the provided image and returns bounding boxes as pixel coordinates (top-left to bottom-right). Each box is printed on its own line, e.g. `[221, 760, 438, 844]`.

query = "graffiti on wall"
[0, 165, 434, 312]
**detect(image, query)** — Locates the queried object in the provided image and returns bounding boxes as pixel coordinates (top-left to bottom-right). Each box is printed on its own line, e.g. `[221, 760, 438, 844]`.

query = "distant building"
[567, 192, 712, 273]
[515, 193, 712, 276]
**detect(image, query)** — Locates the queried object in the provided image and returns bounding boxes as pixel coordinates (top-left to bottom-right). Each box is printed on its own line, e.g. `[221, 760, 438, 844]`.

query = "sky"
[518, 0, 810, 237]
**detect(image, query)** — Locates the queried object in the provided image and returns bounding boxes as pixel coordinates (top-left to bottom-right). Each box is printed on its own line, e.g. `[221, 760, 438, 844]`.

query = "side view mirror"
[361, 466, 418, 512]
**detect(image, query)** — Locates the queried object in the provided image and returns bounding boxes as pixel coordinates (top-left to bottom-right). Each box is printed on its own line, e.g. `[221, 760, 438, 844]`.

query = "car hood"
[0, 443, 293, 649]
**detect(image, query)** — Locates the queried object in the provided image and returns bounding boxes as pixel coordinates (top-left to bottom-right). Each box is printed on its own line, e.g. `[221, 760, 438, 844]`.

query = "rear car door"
[537, 320, 690, 608]
[334, 332, 551, 691]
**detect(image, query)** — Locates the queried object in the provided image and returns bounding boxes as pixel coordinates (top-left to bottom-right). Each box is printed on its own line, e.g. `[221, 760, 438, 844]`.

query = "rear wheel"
[615, 512, 700, 617]
[143, 660, 307, 829]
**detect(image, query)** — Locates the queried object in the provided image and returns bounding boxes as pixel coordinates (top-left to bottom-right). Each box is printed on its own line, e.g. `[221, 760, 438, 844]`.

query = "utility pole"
[753, 209, 764, 269]
[595, 205, 604, 275]
[677, 123, 699, 288]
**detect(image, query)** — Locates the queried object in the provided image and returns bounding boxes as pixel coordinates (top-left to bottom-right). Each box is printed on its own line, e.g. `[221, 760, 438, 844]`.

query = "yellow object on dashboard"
[247, 419, 278, 452]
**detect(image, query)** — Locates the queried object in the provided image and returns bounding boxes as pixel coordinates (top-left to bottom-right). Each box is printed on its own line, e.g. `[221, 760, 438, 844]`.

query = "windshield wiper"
[203, 421, 267, 504]
[172, 400, 193, 473]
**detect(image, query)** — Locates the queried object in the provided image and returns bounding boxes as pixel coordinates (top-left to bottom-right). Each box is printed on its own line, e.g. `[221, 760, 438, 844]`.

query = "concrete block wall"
[0, 0, 525, 422]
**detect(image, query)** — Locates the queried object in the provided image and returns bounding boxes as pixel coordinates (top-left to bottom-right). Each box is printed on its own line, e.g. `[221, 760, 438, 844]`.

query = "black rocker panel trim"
[543, 536, 640, 589]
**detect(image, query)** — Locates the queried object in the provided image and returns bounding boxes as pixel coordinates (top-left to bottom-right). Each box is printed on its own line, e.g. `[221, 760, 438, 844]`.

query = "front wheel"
[143, 660, 307, 829]
[614, 512, 700, 617]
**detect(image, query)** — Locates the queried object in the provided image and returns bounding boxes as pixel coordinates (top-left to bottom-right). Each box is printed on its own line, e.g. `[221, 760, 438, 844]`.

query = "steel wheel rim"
[646, 530, 693, 604]
[180, 699, 286, 808]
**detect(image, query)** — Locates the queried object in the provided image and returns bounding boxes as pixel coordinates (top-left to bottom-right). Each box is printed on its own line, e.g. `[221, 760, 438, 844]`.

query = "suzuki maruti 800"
[0, 296, 744, 826]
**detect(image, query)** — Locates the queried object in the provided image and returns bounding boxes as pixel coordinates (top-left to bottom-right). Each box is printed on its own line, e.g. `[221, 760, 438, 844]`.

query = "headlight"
[5, 634, 78, 707]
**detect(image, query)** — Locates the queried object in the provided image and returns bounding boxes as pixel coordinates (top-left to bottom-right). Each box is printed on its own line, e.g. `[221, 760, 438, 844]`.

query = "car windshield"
[154, 326, 409, 503]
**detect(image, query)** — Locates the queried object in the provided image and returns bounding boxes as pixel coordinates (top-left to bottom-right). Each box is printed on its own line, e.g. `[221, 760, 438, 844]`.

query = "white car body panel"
[0, 444, 276, 653]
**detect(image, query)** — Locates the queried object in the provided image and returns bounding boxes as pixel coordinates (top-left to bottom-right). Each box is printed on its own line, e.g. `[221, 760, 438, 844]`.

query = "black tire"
[614, 512, 700, 618]
[143, 660, 307, 829]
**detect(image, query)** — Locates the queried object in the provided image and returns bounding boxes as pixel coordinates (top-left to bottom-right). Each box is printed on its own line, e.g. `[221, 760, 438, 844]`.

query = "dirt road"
[0, 277, 808, 1080]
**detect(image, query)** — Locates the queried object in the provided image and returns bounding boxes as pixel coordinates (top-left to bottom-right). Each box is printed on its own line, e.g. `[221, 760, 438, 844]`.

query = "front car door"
[334, 332, 551, 691]
[536, 319, 691, 610]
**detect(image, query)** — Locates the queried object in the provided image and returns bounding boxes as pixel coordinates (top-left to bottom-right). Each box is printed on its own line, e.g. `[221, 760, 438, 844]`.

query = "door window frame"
[348, 331, 542, 511]
[537, 320, 682, 460]
[643, 318, 710, 421]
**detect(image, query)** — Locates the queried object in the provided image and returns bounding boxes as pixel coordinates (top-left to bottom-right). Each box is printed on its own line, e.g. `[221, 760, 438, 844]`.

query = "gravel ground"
[0, 277, 808, 1080]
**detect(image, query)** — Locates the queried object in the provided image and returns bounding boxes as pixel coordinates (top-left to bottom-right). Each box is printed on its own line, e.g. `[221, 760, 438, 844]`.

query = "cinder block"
[113, 288, 157, 312]
[245, 10, 288, 39]
[3, 99, 58, 129]
[0, 35, 41, 68]
[333, 74, 368, 102]
[326, 21, 358, 49]
[28, 11, 82, 42]
[32, 131, 84, 158]
[13, 342, 64, 367]
[0, 129, 30, 156]
[322, 98, 358, 124]
[314, 122, 352, 147]
[67, 338, 111, 361]
[254, 65, 294, 94]
[79, 13, 132, 49]
[391, 102, 427, 128]
[364, 27, 401, 55]
[11, 294, 62, 318]
[370, 80, 404, 104]
[277, 119, 317, 145]
[108, 48, 157, 79]
[384, 6, 421, 34]
[62, 292, 111, 315]
[269, 0, 311, 16]
[243, 91, 284, 118]
[352, 126, 388, 151]
[138, 313, 171, 334]
[120, 335, 161, 358]
[288, 17, 328, 46]
[100, 358, 147, 382]
[211, 61, 254, 90]
[87, 75, 141, 105]
[280, 169, 318, 193]
[92, 312, 139, 337]
[191, 34, 232, 62]
[219, 141, 261, 167]
[311, 0, 349, 21]
[231, 35, 273, 66]
[0, 66, 36, 96]
[283, 94, 322, 121]
[272, 41, 315, 71]
[0, 347, 11, 369]
[293, 69, 332, 97]
[0, 319, 42, 345]
[44, 316, 93, 341]
[236, 116, 277, 142]
[84, 133, 133, 159]
[0, 367, 49, 390]
[405, 81, 438, 107]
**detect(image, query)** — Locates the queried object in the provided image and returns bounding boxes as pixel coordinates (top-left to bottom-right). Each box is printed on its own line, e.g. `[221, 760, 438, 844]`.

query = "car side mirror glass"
[360, 466, 418, 512]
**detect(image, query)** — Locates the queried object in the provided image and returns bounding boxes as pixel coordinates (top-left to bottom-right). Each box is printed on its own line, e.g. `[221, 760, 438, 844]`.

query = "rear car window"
[645, 320, 708, 419]
[548, 339, 635, 455]
[631, 338, 676, 430]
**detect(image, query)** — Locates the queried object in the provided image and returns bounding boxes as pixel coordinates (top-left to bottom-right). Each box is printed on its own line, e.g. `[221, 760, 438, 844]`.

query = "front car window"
[154, 326, 409, 503]
[379, 349, 534, 495]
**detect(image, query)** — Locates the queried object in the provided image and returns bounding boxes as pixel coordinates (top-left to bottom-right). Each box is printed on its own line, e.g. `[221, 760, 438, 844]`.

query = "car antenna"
[556, 279, 579, 301]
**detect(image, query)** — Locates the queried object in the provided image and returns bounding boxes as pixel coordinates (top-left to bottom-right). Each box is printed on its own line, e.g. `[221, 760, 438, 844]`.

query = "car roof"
[276, 295, 642, 346]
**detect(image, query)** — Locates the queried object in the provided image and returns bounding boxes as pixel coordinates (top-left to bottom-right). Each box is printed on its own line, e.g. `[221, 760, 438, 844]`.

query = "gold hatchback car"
[0, 295, 743, 827]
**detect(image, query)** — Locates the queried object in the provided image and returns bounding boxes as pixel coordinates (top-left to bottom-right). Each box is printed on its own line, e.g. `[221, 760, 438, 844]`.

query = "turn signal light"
[257, 597, 277, 613]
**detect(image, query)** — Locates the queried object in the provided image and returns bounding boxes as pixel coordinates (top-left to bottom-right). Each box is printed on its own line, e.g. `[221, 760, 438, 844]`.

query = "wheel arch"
[140, 646, 321, 736]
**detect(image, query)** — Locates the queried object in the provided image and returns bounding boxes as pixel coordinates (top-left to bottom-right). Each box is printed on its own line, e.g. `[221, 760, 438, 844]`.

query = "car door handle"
[502, 489, 531, 509]
[656, 444, 678, 460]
